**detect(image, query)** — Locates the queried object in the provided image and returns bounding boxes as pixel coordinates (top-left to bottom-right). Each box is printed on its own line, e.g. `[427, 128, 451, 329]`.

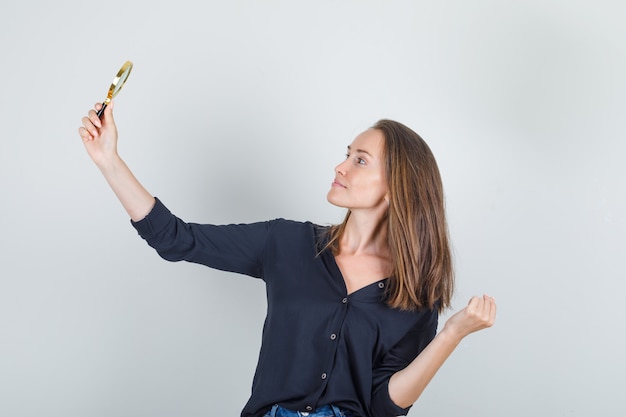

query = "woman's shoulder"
[265, 218, 331, 237]
[264, 219, 333, 250]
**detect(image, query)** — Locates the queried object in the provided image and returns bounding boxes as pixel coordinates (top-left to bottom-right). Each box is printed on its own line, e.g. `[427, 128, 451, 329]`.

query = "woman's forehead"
[348, 129, 385, 155]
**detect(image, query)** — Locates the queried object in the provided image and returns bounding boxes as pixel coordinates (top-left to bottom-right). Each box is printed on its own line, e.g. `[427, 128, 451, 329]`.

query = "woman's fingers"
[88, 108, 102, 128]
[473, 294, 496, 328]
[485, 295, 497, 327]
[469, 295, 483, 311]
[102, 100, 115, 124]
[80, 101, 111, 140]
[466, 294, 496, 330]
[78, 126, 91, 142]
[443, 294, 497, 340]
[81, 115, 98, 138]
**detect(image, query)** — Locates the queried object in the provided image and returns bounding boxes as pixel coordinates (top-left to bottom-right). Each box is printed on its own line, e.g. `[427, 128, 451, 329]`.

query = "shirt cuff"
[130, 197, 173, 239]
[371, 378, 412, 417]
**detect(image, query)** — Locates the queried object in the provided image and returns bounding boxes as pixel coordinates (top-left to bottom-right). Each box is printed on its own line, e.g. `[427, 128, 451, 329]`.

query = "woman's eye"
[344, 153, 365, 165]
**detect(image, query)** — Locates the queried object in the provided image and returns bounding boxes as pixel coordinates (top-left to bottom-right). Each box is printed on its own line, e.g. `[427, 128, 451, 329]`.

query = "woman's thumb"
[103, 100, 115, 124]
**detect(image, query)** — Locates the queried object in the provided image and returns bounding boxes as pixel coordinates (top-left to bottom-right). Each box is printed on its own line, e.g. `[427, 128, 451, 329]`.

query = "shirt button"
[378, 282, 385, 288]
[342, 297, 348, 304]
[321, 372, 327, 379]
[306, 406, 313, 411]
[330, 333, 337, 340]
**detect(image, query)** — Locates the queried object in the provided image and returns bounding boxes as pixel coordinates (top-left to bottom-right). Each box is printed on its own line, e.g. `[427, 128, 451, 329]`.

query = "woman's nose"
[335, 162, 346, 176]
[335, 159, 349, 176]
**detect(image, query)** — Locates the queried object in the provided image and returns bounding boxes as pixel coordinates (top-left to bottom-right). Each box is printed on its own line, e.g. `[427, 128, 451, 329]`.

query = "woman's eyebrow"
[346, 145, 372, 156]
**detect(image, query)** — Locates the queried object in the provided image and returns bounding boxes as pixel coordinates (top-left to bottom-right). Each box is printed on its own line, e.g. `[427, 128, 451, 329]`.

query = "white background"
[1, 1, 624, 416]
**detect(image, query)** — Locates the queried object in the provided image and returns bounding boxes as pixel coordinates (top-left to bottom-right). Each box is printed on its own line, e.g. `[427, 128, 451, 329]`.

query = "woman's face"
[327, 128, 389, 211]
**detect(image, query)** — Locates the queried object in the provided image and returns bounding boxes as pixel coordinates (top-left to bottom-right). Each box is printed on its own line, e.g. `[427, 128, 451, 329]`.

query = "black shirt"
[132, 198, 438, 417]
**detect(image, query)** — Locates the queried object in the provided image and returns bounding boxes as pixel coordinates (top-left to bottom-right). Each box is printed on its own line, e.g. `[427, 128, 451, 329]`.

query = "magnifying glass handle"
[96, 103, 108, 119]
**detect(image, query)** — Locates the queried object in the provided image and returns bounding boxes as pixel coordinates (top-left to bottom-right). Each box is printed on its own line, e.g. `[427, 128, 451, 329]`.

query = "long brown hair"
[325, 120, 453, 312]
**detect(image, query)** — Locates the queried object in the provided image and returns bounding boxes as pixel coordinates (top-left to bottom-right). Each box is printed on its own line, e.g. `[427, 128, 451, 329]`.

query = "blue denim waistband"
[264, 404, 352, 417]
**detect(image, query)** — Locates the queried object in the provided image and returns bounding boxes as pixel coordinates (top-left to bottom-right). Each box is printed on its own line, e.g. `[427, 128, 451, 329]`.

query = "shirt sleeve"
[131, 197, 271, 278]
[370, 307, 439, 416]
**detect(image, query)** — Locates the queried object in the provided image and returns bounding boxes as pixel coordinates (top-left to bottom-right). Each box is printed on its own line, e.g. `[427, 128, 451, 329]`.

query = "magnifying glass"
[96, 60, 133, 118]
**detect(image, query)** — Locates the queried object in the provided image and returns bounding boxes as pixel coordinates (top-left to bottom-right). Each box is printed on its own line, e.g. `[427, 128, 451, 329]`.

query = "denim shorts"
[263, 404, 354, 417]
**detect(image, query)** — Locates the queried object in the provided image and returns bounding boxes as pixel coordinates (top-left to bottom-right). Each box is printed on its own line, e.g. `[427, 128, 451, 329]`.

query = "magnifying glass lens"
[97, 61, 133, 118]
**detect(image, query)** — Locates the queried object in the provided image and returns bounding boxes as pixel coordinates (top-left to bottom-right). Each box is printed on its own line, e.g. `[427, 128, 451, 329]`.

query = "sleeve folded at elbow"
[130, 197, 189, 261]
[130, 197, 225, 264]
[370, 308, 439, 416]
[131, 197, 173, 241]
[371, 378, 412, 417]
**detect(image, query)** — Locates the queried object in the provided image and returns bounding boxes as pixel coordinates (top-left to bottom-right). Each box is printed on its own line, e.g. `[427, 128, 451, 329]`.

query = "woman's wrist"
[438, 323, 466, 345]
[95, 152, 123, 173]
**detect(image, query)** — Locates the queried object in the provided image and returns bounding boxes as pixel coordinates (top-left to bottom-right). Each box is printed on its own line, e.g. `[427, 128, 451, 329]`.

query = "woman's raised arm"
[79, 101, 155, 221]
[388, 294, 497, 408]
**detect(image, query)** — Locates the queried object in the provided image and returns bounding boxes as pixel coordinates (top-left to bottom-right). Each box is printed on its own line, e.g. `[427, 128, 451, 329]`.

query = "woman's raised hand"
[387, 294, 497, 407]
[78, 101, 118, 167]
[443, 294, 497, 341]
[77, 101, 155, 221]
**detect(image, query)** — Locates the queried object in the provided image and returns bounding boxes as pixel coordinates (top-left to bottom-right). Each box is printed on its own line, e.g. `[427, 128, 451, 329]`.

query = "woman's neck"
[339, 210, 389, 257]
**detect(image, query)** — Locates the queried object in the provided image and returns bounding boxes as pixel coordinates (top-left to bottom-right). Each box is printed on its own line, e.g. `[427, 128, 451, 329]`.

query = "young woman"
[79, 102, 496, 417]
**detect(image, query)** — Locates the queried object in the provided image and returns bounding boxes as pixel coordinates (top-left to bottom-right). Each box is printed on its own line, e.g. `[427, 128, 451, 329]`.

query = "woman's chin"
[326, 194, 345, 208]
